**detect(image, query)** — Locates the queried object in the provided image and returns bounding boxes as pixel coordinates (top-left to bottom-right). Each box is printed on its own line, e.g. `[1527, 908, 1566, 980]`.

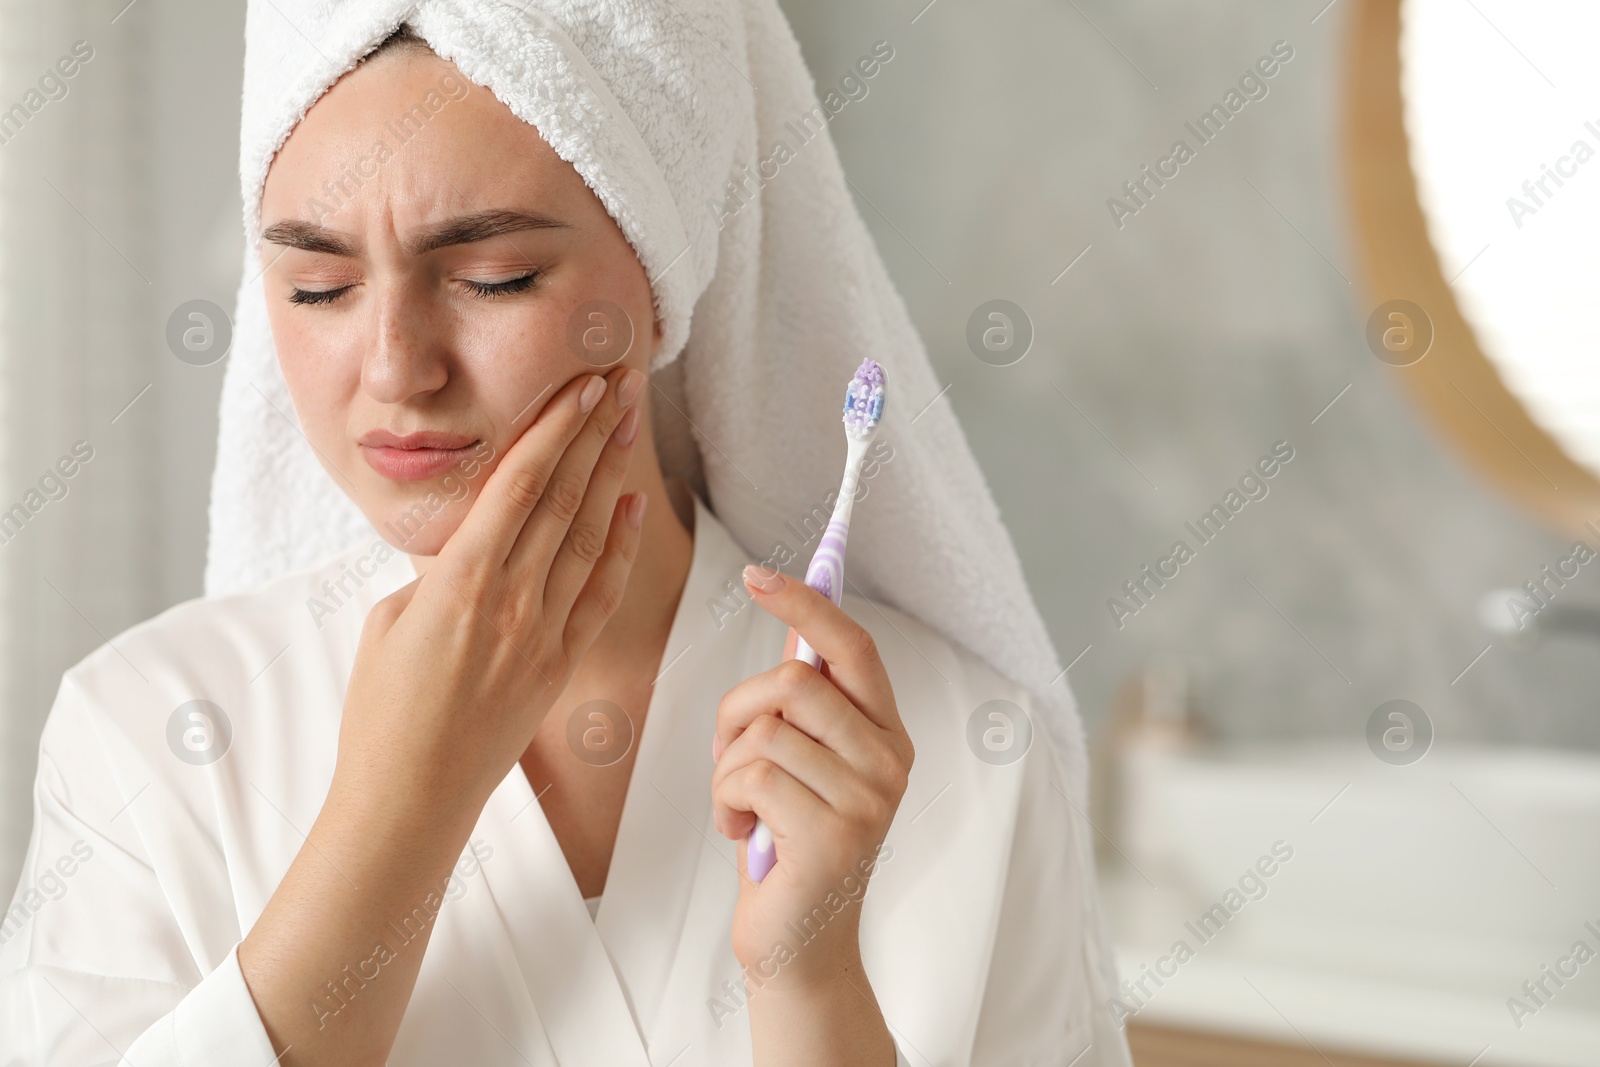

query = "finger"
[739, 566, 898, 730]
[542, 369, 644, 619]
[562, 490, 647, 651]
[508, 365, 641, 588]
[712, 713, 857, 815]
[714, 660, 880, 770]
[713, 758, 830, 843]
[442, 371, 605, 574]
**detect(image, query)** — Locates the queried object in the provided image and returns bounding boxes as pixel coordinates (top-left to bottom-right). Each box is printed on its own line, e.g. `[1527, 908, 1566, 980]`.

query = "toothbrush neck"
[832, 440, 869, 525]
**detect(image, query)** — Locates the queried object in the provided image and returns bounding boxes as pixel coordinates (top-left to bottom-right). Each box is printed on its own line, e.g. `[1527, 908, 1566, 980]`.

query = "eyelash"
[464, 271, 541, 299]
[287, 286, 349, 307]
[287, 270, 541, 307]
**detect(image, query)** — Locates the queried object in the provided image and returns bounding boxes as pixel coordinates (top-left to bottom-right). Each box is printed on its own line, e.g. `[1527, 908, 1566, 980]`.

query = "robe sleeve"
[965, 696, 1135, 1067]
[0, 673, 279, 1066]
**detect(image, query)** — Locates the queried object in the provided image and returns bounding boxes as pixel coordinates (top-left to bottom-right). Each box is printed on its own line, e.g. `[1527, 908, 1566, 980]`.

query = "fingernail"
[626, 491, 648, 528]
[617, 368, 645, 408]
[580, 375, 606, 413]
[613, 406, 641, 446]
[742, 564, 783, 593]
[711, 734, 725, 762]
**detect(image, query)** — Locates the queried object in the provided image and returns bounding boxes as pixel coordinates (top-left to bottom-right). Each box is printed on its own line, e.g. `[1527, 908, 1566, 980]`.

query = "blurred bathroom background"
[1, 1, 1595, 1064]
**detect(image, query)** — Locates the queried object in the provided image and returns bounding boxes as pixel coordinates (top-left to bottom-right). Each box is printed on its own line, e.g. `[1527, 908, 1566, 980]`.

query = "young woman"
[0, 4, 1131, 1066]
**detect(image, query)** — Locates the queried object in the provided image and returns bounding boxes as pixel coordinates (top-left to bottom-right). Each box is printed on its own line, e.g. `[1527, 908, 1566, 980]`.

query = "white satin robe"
[0, 491, 1131, 1066]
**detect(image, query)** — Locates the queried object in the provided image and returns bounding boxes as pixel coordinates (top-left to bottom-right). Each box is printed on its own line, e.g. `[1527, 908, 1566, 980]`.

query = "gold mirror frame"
[1342, 0, 1600, 537]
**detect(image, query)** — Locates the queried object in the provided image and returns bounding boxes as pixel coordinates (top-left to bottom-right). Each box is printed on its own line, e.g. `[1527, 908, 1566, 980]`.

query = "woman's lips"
[358, 430, 480, 482]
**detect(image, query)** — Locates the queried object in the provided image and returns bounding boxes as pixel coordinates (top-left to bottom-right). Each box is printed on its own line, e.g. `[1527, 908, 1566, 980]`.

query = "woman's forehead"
[263, 50, 578, 220]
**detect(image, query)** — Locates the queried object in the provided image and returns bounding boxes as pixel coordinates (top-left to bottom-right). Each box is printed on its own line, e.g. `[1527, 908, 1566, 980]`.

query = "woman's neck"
[571, 464, 694, 690]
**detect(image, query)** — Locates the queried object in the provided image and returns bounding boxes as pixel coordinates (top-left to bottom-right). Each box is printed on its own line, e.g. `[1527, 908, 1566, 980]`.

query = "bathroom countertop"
[1101, 869, 1600, 1067]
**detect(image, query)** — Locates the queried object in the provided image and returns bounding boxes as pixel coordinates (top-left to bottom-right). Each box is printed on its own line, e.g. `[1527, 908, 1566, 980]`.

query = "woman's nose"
[360, 283, 449, 404]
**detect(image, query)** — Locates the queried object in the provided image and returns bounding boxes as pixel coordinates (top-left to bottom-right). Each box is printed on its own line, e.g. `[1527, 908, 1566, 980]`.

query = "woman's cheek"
[289, 354, 358, 464]
[460, 310, 589, 428]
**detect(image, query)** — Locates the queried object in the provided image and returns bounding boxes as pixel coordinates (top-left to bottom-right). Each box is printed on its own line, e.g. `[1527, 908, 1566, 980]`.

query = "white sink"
[1101, 741, 1600, 1065]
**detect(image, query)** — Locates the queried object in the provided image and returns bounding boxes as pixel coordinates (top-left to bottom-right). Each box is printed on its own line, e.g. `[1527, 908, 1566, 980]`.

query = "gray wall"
[0, 0, 243, 895]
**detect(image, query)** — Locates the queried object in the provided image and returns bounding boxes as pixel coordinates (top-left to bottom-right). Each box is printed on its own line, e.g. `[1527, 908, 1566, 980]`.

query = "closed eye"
[463, 270, 540, 298]
[289, 285, 353, 306]
[286, 270, 541, 307]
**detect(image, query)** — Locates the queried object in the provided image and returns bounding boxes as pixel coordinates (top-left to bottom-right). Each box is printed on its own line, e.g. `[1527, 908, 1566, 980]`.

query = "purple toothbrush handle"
[746, 519, 850, 882]
[747, 819, 777, 882]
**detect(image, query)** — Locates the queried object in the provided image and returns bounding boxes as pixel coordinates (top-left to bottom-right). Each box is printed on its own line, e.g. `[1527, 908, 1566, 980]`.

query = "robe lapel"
[463, 492, 783, 1065]
[598, 493, 784, 1045]
[468, 766, 655, 1066]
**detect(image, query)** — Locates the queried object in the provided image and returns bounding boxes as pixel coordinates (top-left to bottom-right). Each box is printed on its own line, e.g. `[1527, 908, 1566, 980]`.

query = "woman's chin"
[367, 498, 470, 558]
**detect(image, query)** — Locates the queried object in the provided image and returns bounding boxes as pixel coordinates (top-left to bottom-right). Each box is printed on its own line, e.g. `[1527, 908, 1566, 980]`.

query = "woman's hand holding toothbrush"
[710, 565, 911, 1064]
[710, 564, 914, 990]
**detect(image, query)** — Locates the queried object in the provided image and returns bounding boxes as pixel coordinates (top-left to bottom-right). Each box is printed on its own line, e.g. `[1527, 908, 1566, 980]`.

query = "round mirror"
[1345, 0, 1600, 536]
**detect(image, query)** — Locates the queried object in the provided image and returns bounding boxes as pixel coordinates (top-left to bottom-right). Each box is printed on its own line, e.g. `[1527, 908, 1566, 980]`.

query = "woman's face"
[259, 47, 658, 556]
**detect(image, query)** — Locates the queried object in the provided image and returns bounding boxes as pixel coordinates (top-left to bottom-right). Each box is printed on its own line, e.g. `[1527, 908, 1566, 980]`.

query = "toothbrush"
[746, 358, 887, 884]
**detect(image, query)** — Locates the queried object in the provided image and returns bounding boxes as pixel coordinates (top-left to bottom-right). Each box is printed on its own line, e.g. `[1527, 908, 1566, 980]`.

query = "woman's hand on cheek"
[711, 567, 914, 989]
[333, 364, 648, 818]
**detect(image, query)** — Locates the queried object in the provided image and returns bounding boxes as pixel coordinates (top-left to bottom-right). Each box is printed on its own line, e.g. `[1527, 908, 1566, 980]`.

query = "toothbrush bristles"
[843, 359, 886, 439]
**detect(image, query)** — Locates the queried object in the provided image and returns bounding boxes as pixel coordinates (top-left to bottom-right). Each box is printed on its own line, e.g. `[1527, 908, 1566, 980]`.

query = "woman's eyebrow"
[407, 209, 571, 255]
[260, 219, 357, 256]
[260, 209, 571, 257]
